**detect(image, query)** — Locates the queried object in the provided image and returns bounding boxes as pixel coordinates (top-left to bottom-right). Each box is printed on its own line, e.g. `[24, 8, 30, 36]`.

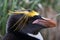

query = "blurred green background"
[0, 0, 60, 40]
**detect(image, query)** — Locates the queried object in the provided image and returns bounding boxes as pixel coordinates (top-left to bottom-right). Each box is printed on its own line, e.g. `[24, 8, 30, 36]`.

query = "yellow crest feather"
[8, 10, 39, 17]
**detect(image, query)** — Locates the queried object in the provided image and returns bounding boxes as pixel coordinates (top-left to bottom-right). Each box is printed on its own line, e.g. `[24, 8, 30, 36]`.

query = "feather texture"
[8, 10, 39, 17]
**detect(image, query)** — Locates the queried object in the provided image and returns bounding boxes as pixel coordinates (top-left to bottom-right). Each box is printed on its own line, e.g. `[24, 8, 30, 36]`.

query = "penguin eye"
[27, 9, 31, 12]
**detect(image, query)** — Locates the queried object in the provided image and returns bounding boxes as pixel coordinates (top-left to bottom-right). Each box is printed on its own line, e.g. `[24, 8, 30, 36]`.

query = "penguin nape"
[3, 10, 56, 40]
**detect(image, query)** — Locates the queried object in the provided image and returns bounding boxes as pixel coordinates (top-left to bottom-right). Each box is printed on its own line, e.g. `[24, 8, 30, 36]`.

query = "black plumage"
[3, 14, 46, 40]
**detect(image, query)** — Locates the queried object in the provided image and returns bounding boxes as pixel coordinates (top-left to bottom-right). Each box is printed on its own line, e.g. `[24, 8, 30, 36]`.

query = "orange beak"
[32, 17, 56, 28]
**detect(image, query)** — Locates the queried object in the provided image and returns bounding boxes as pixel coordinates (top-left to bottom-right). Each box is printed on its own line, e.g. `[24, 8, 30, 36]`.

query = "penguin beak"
[32, 17, 56, 28]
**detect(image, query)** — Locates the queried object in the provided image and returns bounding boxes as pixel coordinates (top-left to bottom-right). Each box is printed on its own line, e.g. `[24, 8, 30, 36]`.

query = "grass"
[0, 0, 59, 37]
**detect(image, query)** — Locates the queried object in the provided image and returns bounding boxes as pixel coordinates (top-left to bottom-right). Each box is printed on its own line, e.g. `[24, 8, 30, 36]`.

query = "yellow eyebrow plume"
[27, 10, 39, 17]
[8, 10, 39, 17]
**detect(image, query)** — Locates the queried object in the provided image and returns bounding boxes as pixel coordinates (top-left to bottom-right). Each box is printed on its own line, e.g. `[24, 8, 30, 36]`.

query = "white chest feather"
[27, 32, 44, 40]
